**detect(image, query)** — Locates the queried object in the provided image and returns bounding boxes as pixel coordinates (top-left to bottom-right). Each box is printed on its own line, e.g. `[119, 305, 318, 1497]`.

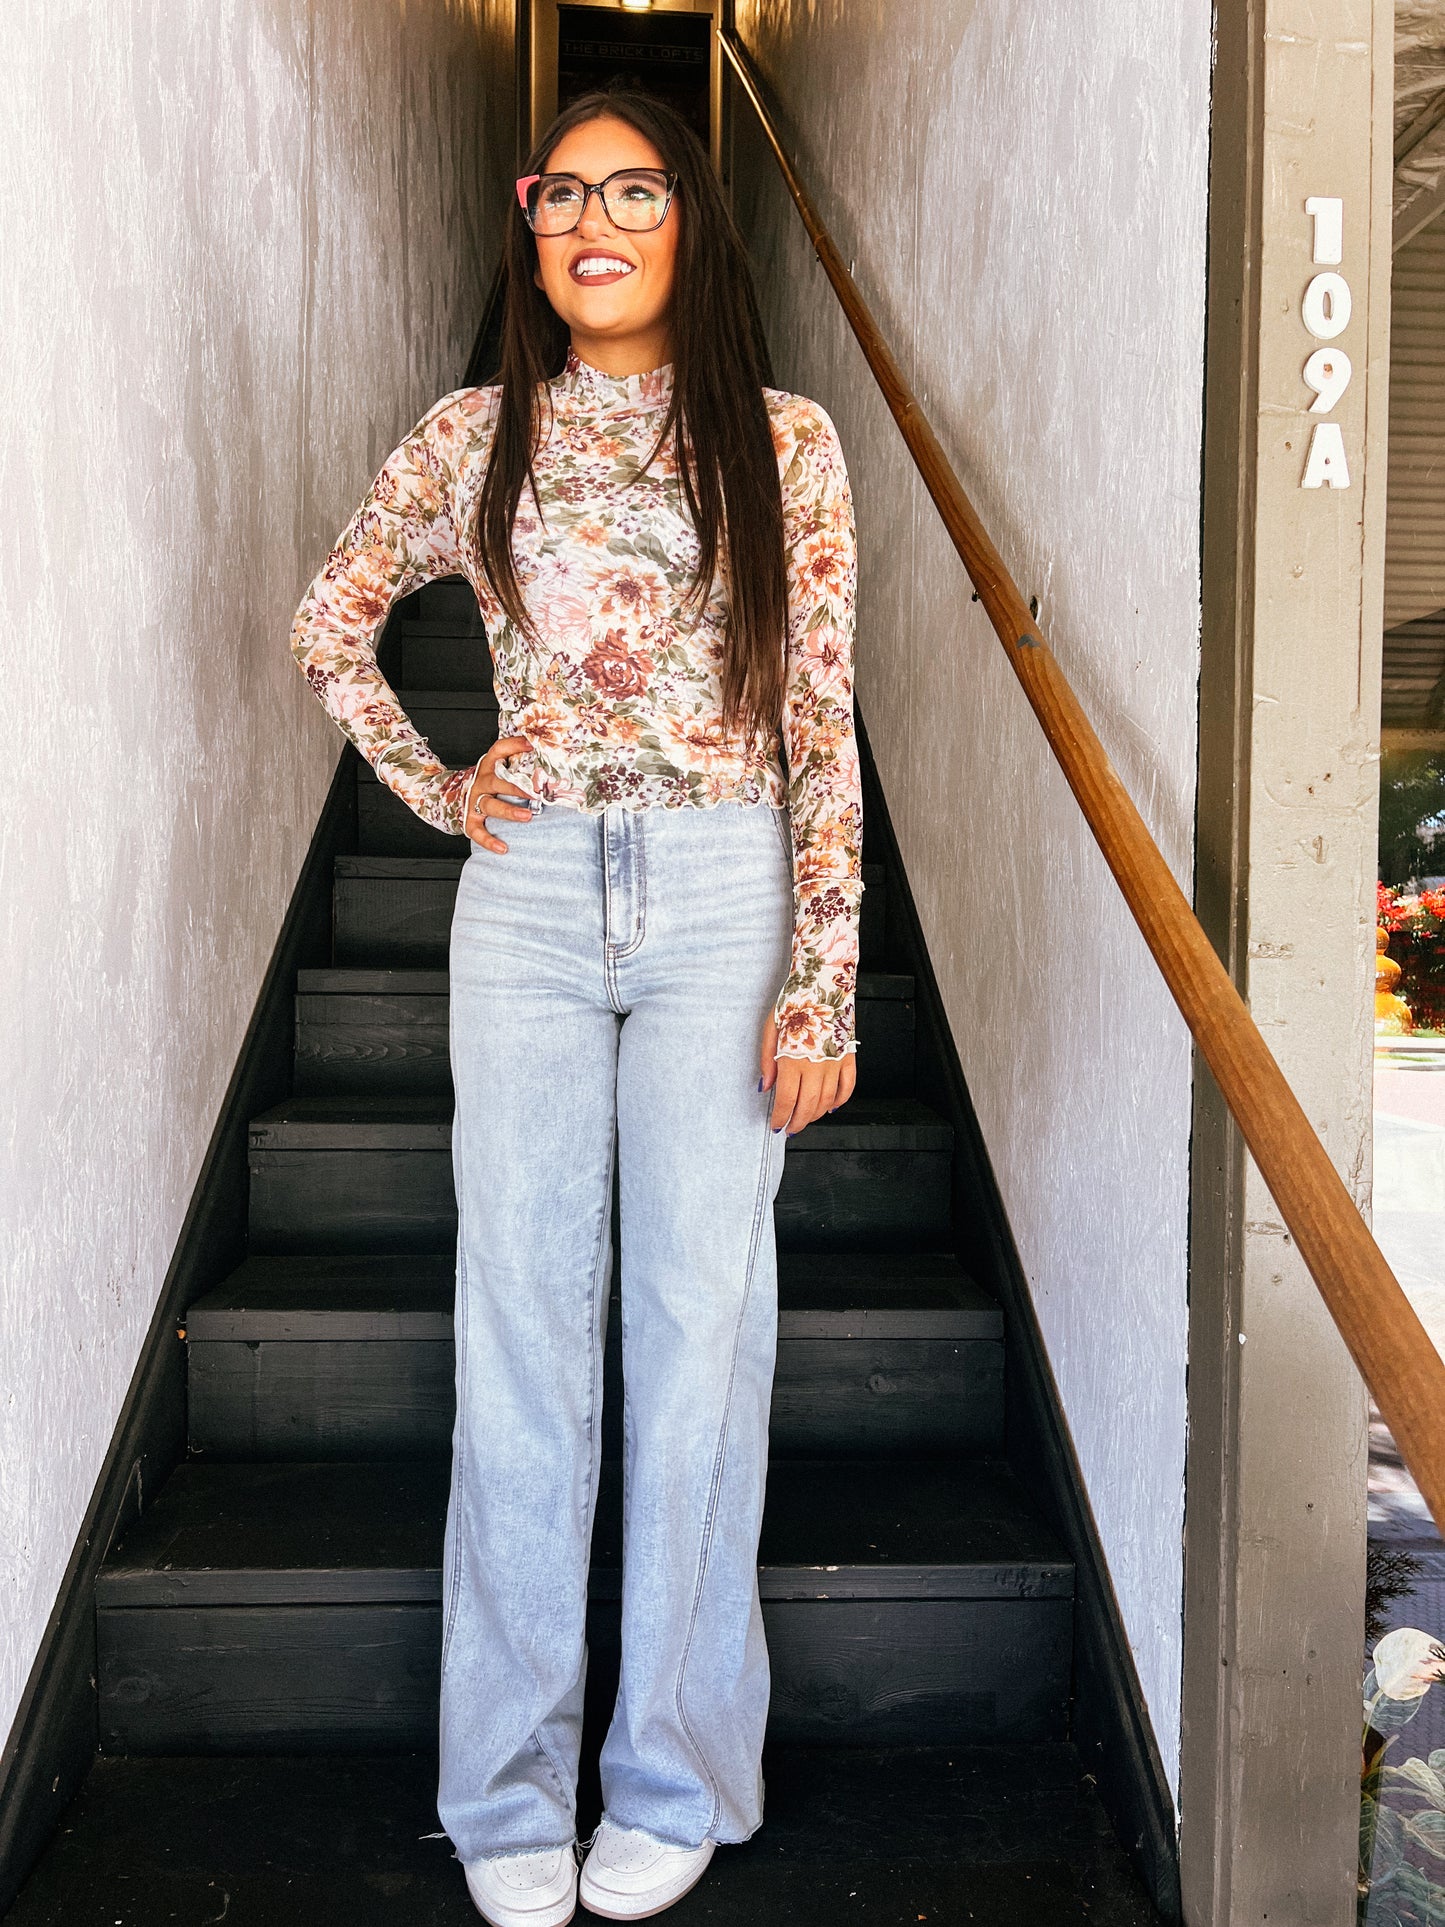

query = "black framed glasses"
[515, 167, 679, 236]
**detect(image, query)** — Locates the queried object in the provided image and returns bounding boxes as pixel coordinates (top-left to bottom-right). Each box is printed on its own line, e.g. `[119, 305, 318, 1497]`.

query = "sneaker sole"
[577, 1855, 713, 1921]
[473, 1913, 574, 1927]
[468, 1885, 577, 1927]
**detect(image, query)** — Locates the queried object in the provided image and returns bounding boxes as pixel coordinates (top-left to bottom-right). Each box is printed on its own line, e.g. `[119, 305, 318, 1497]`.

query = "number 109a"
[1300, 197, 1351, 490]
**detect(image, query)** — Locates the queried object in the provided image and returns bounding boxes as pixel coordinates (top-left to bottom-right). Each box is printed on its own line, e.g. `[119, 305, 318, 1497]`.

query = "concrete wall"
[732, 0, 1210, 1792]
[0, 0, 511, 1752]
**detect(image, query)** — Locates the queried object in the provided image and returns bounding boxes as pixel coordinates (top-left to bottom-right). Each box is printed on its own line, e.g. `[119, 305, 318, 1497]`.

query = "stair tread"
[411, 576, 483, 614]
[294, 965, 914, 1000]
[186, 1252, 1000, 1342]
[389, 618, 489, 638]
[97, 1459, 1071, 1607]
[334, 855, 467, 878]
[387, 690, 496, 707]
[776, 1252, 1000, 1331]
[186, 1255, 457, 1340]
[249, 1092, 950, 1152]
[5, 1746, 1162, 1922]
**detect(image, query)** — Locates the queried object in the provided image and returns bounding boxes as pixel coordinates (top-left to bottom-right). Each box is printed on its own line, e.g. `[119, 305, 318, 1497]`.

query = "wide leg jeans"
[437, 795, 794, 1861]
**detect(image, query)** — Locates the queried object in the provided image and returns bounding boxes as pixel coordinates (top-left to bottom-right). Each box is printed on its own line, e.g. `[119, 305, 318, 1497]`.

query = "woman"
[289, 88, 860, 1927]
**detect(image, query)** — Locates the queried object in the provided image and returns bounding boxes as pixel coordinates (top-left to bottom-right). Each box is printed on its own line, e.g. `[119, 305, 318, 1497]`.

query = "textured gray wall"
[732, 0, 1209, 1792]
[0, 0, 510, 1749]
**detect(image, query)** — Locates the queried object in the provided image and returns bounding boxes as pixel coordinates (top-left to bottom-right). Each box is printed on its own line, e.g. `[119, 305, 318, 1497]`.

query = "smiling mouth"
[570, 253, 636, 284]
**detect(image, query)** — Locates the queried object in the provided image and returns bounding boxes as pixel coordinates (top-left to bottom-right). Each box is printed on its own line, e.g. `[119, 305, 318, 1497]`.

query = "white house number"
[1300, 196, 1351, 489]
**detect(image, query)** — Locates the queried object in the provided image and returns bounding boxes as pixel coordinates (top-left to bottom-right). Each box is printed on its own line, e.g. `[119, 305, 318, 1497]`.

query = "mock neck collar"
[552, 346, 674, 413]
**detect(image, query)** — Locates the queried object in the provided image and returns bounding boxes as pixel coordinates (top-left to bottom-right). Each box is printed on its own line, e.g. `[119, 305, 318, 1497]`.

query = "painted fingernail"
[758, 1077, 765, 1091]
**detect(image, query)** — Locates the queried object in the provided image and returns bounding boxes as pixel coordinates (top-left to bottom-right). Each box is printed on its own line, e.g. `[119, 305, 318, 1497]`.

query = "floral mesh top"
[290, 350, 862, 1061]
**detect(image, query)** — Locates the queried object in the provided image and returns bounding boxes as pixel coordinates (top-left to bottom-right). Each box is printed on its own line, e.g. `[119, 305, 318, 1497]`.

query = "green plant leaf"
[1370, 1800, 1409, 1877]
[1403, 1808, 1445, 1862]
[1388, 1758, 1445, 1809]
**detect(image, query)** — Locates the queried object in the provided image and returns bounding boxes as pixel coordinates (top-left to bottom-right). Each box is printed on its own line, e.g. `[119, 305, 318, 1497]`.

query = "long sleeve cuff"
[772, 875, 864, 1061]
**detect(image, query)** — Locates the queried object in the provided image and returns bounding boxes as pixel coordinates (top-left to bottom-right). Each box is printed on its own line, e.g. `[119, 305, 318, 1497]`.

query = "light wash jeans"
[437, 795, 794, 1862]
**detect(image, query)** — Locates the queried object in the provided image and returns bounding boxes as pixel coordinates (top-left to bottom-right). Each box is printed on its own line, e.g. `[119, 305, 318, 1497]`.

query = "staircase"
[9, 582, 1161, 1922]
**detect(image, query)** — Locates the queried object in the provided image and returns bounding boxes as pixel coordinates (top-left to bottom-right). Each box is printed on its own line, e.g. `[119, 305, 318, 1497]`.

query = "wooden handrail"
[720, 25, 1445, 1532]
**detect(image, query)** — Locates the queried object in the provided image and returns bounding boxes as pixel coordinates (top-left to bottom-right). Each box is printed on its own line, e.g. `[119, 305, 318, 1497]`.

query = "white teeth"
[574, 257, 633, 278]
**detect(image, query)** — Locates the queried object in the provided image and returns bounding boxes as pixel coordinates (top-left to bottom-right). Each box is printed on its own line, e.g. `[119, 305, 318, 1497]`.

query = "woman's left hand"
[760, 1018, 858, 1136]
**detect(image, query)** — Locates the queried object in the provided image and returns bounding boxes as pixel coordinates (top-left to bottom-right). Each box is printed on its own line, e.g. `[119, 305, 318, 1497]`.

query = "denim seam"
[584, 1113, 617, 1548]
[611, 812, 648, 960]
[620, 1218, 635, 1537]
[671, 1113, 777, 1837]
[440, 1132, 471, 1679]
[527, 1728, 573, 1809]
[529, 1106, 616, 1816]
[601, 814, 626, 1013]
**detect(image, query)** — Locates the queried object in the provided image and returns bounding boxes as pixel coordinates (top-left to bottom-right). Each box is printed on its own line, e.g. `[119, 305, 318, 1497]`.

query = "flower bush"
[1361, 1627, 1445, 1922]
[1379, 884, 1445, 1034]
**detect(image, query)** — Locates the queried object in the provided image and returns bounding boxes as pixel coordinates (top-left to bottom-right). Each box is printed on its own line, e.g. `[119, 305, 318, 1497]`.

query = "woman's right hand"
[463, 735, 538, 853]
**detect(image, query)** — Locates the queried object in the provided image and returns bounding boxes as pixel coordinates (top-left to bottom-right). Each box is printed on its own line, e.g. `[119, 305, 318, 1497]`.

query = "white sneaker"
[464, 1843, 579, 1927]
[578, 1817, 716, 1919]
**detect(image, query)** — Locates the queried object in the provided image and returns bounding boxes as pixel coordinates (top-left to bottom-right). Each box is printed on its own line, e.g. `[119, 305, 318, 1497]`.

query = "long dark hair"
[473, 88, 788, 745]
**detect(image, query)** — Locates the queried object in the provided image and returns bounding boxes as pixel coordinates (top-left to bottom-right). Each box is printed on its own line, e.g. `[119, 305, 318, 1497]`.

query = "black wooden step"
[379, 633, 492, 692]
[183, 1253, 1003, 1462]
[96, 1459, 1071, 1752]
[294, 967, 915, 1100]
[185, 1254, 459, 1340]
[373, 580, 492, 692]
[98, 1459, 1063, 1606]
[357, 785, 470, 856]
[186, 1252, 999, 1338]
[414, 576, 483, 626]
[4, 1746, 1164, 1926]
[332, 857, 461, 968]
[332, 855, 889, 966]
[246, 1096, 953, 1255]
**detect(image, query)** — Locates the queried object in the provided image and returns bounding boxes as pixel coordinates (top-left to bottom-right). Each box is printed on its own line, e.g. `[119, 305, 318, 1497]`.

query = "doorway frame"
[525, 0, 724, 174]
